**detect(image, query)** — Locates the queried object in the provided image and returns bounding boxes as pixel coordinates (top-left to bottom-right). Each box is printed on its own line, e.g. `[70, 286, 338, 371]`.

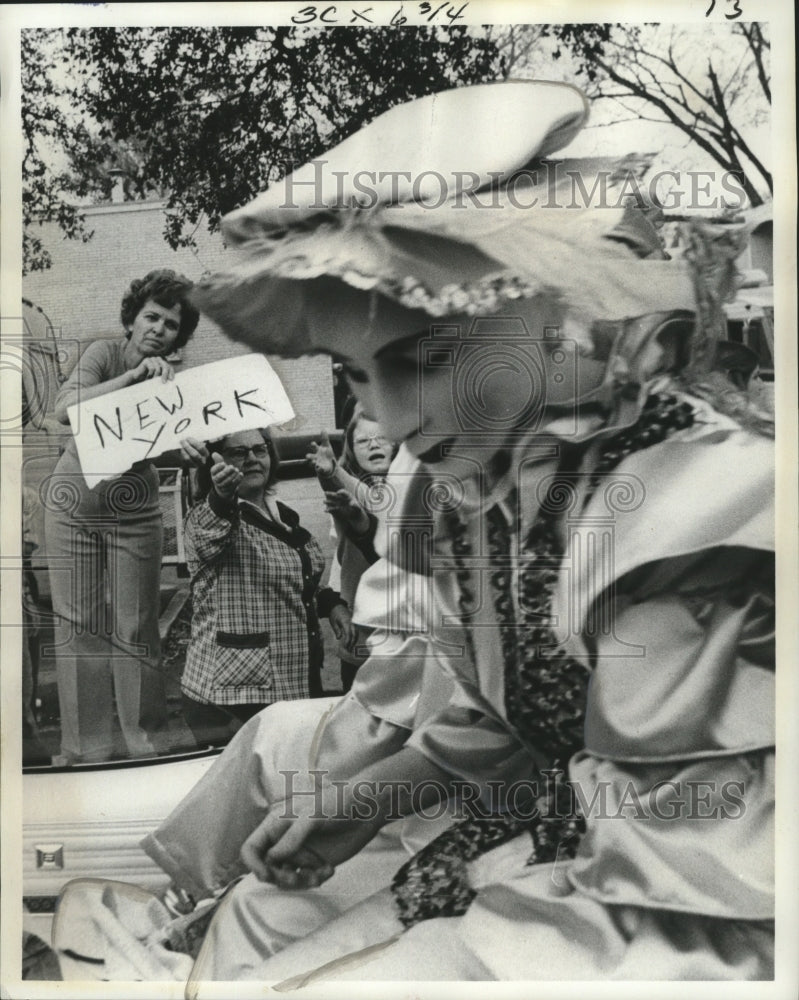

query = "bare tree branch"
[738, 22, 771, 102]
[528, 23, 772, 204]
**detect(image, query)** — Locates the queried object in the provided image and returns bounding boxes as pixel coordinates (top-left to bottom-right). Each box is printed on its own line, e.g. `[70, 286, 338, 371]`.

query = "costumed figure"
[54, 81, 774, 985]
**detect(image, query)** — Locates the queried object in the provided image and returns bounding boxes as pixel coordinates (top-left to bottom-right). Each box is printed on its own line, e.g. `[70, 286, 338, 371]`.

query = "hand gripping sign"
[68, 355, 295, 487]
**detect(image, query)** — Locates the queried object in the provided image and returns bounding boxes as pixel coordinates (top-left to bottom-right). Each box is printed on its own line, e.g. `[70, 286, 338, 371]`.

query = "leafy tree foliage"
[21, 30, 98, 272]
[22, 26, 503, 273]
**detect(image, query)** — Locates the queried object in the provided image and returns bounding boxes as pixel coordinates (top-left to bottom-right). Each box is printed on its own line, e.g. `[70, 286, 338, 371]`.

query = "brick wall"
[22, 200, 335, 430]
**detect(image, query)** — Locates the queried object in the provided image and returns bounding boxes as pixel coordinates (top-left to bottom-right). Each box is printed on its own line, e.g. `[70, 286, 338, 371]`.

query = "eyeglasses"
[353, 435, 391, 448]
[224, 445, 269, 462]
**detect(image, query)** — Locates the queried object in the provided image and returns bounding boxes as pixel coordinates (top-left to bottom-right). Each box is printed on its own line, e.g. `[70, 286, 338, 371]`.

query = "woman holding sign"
[44, 269, 199, 763]
[178, 430, 356, 747]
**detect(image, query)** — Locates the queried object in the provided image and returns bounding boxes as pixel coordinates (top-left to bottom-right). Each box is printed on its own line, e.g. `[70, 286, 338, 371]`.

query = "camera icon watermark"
[0, 326, 74, 438]
[417, 316, 580, 444]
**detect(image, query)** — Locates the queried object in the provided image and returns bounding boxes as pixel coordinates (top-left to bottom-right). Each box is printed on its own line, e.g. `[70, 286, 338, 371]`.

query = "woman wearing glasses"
[179, 429, 355, 746]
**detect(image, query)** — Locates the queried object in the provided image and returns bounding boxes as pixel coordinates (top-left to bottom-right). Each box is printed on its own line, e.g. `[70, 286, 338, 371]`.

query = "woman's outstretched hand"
[209, 451, 243, 499]
[324, 490, 370, 534]
[306, 431, 337, 478]
[179, 436, 210, 467]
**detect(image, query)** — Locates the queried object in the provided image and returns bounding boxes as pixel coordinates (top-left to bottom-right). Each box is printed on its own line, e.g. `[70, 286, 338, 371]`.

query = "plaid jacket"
[181, 492, 341, 705]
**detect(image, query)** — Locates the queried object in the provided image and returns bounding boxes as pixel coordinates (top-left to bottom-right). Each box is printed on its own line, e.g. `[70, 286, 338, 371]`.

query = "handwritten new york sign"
[68, 355, 295, 487]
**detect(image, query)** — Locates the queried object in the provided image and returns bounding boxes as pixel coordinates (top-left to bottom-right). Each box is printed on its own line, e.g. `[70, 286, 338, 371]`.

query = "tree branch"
[739, 22, 771, 102]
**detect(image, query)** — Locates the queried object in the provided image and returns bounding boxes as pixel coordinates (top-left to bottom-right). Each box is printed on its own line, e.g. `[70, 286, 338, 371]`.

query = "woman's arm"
[183, 454, 245, 566]
[241, 686, 536, 888]
[240, 745, 452, 887]
[184, 495, 237, 569]
[54, 340, 175, 424]
[54, 341, 123, 424]
[325, 490, 380, 566]
[336, 508, 380, 564]
[324, 489, 372, 537]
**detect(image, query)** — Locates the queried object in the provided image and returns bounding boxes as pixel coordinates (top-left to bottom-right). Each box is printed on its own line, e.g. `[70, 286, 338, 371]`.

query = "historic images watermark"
[416, 316, 582, 441]
[2, 327, 77, 643]
[350, 313, 649, 658]
[278, 160, 749, 212]
[277, 768, 748, 822]
[0, 329, 72, 438]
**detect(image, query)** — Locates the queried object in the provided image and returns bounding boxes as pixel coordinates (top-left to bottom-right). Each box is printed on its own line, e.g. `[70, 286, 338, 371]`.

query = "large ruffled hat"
[193, 80, 703, 366]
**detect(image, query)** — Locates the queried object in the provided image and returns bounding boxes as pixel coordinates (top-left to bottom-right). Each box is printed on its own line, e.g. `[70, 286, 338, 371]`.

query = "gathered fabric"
[390, 389, 703, 929]
[157, 385, 774, 986]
